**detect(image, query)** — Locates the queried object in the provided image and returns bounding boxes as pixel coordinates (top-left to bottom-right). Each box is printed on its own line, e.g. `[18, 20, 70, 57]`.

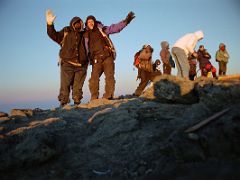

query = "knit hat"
[85, 15, 97, 28]
[142, 44, 153, 52]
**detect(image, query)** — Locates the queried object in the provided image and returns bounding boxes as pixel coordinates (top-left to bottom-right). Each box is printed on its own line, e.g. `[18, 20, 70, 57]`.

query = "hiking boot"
[60, 103, 67, 108]
[74, 101, 80, 106]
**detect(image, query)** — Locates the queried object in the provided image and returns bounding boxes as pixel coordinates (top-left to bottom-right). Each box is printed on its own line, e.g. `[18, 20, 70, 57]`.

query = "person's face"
[87, 19, 95, 30]
[74, 22, 82, 30]
[145, 47, 152, 54]
[200, 46, 204, 51]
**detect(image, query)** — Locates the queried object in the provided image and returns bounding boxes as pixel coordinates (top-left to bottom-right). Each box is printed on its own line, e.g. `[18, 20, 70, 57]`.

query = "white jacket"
[173, 30, 204, 55]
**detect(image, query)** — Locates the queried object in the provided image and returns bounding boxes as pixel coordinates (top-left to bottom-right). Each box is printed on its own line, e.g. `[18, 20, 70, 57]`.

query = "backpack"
[133, 51, 141, 68]
[133, 50, 153, 72]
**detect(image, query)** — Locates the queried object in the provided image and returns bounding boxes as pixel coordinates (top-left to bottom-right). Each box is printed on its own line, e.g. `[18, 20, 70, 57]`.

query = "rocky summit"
[0, 75, 240, 180]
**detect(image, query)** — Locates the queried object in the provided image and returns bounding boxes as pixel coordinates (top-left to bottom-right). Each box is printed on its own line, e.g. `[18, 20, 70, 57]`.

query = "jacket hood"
[219, 43, 225, 48]
[70, 16, 83, 30]
[194, 30, 204, 40]
[161, 41, 169, 49]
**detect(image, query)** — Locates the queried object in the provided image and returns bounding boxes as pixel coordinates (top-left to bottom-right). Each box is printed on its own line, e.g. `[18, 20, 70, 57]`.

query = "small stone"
[138, 166, 146, 175]
[0, 126, 5, 131]
[51, 108, 56, 112]
[62, 104, 72, 110]
[0, 112, 8, 117]
[145, 168, 153, 175]
[188, 133, 199, 141]
[0, 117, 10, 123]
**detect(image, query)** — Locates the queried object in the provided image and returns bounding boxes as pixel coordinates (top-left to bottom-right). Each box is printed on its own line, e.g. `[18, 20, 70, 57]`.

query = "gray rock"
[0, 77, 240, 180]
[0, 112, 8, 117]
[195, 79, 240, 111]
[10, 109, 34, 117]
[0, 117, 11, 124]
[141, 75, 198, 104]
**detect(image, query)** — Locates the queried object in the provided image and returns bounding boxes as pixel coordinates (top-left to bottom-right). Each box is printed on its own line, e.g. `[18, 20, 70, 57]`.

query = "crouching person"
[46, 10, 88, 107]
[197, 45, 217, 78]
[133, 45, 161, 96]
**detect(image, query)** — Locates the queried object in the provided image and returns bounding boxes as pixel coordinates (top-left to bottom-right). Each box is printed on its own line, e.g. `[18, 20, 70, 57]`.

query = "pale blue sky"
[0, 0, 239, 112]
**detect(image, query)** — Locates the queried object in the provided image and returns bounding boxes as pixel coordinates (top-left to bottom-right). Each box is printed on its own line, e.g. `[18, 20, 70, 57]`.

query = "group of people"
[132, 31, 230, 96]
[171, 30, 230, 80]
[46, 10, 135, 107]
[46, 10, 230, 106]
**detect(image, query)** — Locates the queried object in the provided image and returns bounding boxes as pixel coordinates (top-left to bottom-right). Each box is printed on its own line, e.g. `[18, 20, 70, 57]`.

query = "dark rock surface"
[0, 76, 240, 180]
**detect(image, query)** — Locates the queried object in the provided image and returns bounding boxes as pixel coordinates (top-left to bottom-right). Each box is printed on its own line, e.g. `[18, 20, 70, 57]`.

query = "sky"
[0, 0, 240, 113]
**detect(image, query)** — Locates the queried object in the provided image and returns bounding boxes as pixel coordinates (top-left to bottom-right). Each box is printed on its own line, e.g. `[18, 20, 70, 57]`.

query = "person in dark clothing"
[134, 45, 162, 96]
[197, 45, 217, 78]
[188, 53, 197, 80]
[85, 12, 135, 100]
[46, 10, 88, 107]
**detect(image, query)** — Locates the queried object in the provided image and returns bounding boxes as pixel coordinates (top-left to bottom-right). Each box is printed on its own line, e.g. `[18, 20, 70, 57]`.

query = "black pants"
[58, 63, 87, 104]
[135, 69, 161, 96]
[89, 56, 115, 100]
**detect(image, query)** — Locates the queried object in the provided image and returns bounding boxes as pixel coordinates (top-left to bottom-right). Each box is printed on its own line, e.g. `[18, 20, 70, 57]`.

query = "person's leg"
[223, 62, 227, 75]
[72, 67, 87, 104]
[58, 64, 74, 106]
[89, 63, 103, 100]
[103, 57, 115, 99]
[163, 64, 167, 74]
[134, 70, 150, 96]
[167, 64, 172, 75]
[172, 48, 181, 77]
[211, 65, 217, 78]
[219, 62, 223, 76]
[172, 47, 189, 78]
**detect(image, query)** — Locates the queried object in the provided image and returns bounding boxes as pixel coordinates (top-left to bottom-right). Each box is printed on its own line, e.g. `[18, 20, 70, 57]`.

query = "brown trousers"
[219, 61, 227, 75]
[163, 63, 172, 75]
[58, 63, 87, 104]
[89, 56, 115, 100]
[135, 69, 161, 96]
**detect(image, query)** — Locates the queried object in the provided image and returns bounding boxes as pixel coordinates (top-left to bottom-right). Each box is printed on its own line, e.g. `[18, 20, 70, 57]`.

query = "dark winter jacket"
[84, 18, 127, 64]
[197, 49, 211, 68]
[47, 17, 88, 67]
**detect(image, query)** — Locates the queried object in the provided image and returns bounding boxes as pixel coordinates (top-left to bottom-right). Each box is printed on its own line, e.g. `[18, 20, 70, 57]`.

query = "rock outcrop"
[0, 76, 240, 180]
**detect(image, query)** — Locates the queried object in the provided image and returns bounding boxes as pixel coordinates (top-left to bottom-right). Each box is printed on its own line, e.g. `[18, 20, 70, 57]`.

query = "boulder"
[10, 109, 34, 117]
[141, 75, 198, 104]
[0, 112, 8, 118]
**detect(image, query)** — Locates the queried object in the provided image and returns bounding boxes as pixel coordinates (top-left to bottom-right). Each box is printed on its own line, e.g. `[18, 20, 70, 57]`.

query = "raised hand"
[46, 9, 56, 25]
[125, 11, 135, 25]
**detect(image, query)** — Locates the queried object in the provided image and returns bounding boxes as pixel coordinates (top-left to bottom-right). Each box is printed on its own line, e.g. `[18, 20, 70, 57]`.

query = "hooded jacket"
[197, 48, 211, 68]
[215, 43, 229, 63]
[160, 41, 170, 65]
[173, 30, 204, 56]
[47, 17, 88, 66]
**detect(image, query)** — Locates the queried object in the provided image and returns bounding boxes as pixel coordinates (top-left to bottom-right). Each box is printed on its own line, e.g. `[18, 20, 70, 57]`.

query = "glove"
[125, 11, 135, 25]
[46, 9, 56, 25]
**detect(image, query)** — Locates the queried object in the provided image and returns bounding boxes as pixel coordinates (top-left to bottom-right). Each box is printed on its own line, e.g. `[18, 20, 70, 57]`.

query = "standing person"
[160, 41, 172, 75]
[215, 43, 229, 76]
[197, 45, 217, 78]
[46, 10, 88, 107]
[172, 30, 204, 79]
[133, 45, 161, 96]
[85, 12, 135, 101]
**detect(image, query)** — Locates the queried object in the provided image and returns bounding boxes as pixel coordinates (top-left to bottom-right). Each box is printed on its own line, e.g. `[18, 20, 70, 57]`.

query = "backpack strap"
[60, 27, 69, 47]
[98, 27, 116, 60]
